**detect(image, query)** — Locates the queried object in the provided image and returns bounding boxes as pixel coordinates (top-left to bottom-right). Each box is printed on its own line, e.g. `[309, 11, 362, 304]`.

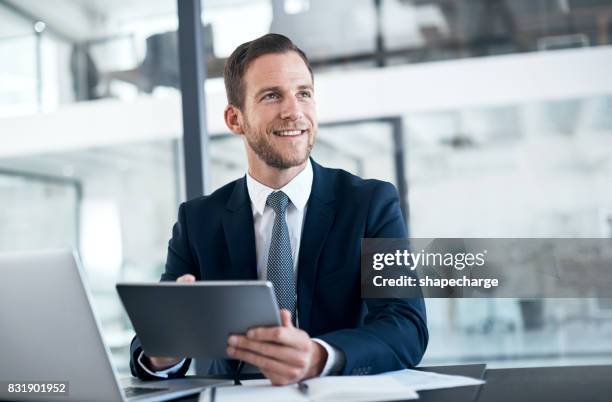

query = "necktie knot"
[266, 191, 290, 215]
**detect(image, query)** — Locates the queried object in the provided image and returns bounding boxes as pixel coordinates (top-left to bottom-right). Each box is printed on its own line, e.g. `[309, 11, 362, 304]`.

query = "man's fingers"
[246, 326, 306, 349]
[280, 309, 293, 327]
[228, 336, 307, 368]
[227, 346, 301, 380]
[177, 274, 196, 283]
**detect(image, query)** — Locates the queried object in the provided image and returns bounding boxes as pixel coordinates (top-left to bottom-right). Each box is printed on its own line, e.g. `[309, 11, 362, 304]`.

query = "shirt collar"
[246, 159, 313, 215]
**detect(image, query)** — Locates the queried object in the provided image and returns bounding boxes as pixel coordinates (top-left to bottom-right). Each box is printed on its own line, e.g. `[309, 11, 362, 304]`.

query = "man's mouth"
[273, 129, 307, 137]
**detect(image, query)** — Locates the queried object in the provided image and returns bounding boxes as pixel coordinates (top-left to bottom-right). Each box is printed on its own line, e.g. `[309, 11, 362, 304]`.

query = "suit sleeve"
[318, 182, 429, 375]
[162, 202, 200, 281]
[129, 336, 192, 380]
[129, 202, 195, 380]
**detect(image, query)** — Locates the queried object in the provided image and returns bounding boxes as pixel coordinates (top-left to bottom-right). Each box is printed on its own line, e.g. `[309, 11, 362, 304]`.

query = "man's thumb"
[177, 274, 196, 283]
[280, 309, 293, 327]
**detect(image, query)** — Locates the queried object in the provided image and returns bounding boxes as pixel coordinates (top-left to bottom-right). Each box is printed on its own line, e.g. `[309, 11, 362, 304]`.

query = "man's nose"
[279, 96, 304, 121]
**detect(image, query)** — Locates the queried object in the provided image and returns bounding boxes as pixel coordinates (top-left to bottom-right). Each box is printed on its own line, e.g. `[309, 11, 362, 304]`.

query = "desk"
[475, 365, 612, 402]
[169, 364, 612, 402]
[418, 364, 486, 402]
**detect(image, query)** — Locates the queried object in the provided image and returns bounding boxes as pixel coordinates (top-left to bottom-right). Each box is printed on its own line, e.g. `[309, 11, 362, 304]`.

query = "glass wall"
[0, 140, 183, 373]
[0, 0, 181, 115]
[406, 94, 612, 366]
[0, 171, 79, 251]
[0, 0, 184, 374]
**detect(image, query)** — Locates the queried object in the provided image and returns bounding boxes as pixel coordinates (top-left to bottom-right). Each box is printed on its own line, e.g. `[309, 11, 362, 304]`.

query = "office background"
[1, 0, 611, 375]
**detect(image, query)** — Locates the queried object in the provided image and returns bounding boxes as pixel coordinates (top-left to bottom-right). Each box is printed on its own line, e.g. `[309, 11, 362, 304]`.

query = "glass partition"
[407, 94, 612, 367]
[0, 34, 38, 117]
[0, 139, 183, 374]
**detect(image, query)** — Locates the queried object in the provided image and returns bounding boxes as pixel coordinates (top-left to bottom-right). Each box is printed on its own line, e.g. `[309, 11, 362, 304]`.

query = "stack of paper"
[199, 368, 485, 402]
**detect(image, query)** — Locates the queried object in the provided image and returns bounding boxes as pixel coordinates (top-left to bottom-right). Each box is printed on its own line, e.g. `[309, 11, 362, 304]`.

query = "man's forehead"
[244, 52, 313, 92]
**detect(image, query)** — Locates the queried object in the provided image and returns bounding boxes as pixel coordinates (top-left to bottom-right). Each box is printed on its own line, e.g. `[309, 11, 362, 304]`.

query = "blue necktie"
[266, 191, 296, 324]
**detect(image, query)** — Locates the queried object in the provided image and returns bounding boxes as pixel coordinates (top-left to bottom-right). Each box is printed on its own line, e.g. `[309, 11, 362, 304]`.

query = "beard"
[243, 117, 315, 169]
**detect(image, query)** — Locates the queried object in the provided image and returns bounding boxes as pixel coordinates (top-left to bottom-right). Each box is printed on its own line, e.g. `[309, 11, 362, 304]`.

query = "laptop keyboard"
[123, 386, 168, 398]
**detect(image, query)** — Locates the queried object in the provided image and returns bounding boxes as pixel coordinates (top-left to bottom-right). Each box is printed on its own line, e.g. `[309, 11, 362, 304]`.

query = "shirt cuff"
[137, 351, 186, 379]
[312, 338, 344, 376]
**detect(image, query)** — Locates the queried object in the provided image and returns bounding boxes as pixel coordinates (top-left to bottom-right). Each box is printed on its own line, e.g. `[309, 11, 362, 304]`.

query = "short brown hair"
[223, 33, 313, 110]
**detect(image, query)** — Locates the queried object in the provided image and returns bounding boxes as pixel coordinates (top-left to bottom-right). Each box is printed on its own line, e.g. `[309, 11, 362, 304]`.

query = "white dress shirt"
[141, 160, 343, 378]
[247, 159, 311, 281]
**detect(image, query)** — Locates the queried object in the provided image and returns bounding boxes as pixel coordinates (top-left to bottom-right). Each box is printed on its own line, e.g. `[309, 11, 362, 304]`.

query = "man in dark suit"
[130, 33, 428, 385]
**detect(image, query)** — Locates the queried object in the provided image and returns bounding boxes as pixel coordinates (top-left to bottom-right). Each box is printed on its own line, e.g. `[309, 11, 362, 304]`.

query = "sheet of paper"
[240, 379, 272, 387]
[305, 376, 418, 402]
[204, 376, 418, 402]
[199, 382, 303, 402]
[381, 368, 485, 391]
[206, 369, 481, 401]
[243, 369, 484, 392]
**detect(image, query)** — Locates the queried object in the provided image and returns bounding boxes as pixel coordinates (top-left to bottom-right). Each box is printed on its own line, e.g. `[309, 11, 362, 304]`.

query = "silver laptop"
[0, 249, 227, 401]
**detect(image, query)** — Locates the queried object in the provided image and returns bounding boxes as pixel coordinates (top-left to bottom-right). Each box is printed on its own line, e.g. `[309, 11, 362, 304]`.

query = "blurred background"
[1, 0, 611, 375]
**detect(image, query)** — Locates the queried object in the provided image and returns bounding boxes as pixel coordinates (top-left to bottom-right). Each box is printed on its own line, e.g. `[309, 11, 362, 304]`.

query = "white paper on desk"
[381, 369, 485, 391]
[200, 382, 303, 402]
[304, 376, 418, 401]
[239, 379, 272, 387]
[205, 376, 418, 402]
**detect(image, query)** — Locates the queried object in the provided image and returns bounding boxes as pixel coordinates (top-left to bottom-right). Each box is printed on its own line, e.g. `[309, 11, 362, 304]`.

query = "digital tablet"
[116, 281, 281, 359]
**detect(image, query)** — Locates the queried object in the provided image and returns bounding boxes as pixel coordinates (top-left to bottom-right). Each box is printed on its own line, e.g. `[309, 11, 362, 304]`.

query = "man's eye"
[263, 93, 279, 100]
[298, 91, 312, 98]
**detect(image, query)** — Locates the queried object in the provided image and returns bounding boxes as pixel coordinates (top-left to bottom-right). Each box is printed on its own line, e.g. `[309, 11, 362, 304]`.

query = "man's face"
[240, 51, 317, 169]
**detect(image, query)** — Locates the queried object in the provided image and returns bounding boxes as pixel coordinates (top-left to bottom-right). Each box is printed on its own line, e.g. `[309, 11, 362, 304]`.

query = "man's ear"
[224, 104, 244, 135]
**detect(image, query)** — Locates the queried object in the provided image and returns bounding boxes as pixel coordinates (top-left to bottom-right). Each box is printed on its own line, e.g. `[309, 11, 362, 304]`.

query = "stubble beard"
[244, 119, 315, 170]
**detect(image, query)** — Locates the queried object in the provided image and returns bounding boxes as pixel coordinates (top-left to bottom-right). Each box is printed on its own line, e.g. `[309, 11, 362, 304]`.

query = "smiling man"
[129, 33, 428, 385]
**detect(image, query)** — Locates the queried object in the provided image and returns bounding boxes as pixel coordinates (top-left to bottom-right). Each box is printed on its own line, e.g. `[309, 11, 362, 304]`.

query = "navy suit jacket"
[130, 159, 428, 379]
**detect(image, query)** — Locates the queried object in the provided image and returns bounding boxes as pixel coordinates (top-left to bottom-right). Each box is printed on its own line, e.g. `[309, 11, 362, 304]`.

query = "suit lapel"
[222, 176, 258, 280]
[297, 160, 336, 333]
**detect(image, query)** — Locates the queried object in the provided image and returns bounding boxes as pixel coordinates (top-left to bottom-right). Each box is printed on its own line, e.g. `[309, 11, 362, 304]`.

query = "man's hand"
[146, 274, 195, 370]
[227, 309, 328, 385]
